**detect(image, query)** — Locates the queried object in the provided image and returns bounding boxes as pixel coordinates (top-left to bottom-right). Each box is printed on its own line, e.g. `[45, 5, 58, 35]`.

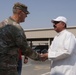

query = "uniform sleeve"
[9, 25, 41, 61]
[48, 33, 76, 61]
[15, 31, 40, 60]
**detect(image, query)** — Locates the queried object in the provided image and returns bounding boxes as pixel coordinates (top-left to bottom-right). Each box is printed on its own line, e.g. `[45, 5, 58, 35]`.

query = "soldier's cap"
[13, 2, 30, 14]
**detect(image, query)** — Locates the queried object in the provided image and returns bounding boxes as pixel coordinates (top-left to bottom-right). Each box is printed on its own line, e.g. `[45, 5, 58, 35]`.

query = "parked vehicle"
[32, 45, 48, 54]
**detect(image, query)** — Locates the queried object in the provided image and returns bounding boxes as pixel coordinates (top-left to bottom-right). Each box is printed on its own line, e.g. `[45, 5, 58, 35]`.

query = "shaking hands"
[39, 53, 48, 61]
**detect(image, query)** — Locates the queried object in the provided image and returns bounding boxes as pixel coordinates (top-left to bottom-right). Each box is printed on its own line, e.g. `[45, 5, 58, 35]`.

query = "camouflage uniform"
[0, 17, 40, 75]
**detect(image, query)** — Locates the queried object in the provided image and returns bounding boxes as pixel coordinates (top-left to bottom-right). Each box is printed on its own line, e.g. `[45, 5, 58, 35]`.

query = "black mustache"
[53, 25, 56, 28]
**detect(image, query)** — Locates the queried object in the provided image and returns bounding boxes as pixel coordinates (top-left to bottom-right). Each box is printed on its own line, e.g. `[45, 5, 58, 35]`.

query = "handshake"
[38, 53, 48, 61]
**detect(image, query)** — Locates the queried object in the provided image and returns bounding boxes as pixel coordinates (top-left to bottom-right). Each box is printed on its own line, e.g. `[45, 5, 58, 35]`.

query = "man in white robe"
[41, 16, 76, 75]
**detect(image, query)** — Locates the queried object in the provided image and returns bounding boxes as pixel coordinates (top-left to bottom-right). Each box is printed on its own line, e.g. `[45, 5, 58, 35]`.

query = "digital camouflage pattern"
[13, 2, 30, 14]
[0, 17, 40, 75]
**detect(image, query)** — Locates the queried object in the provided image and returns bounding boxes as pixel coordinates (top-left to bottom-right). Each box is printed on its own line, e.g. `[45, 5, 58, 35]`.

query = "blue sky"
[0, 0, 76, 29]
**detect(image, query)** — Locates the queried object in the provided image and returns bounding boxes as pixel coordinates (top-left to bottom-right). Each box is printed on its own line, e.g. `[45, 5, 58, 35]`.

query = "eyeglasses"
[21, 10, 27, 15]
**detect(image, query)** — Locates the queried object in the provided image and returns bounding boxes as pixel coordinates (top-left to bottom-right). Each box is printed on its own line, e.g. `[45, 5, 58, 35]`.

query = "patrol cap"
[13, 2, 30, 14]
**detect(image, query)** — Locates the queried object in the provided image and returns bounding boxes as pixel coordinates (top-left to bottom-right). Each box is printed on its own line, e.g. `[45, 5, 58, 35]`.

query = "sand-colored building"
[24, 26, 76, 47]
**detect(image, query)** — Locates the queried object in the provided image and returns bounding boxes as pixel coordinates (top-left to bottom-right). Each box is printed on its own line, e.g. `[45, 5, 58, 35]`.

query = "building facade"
[24, 27, 76, 48]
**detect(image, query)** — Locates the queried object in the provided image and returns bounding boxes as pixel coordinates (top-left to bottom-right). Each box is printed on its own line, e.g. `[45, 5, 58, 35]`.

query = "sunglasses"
[53, 21, 60, 25]
[53, 21, 60, 28]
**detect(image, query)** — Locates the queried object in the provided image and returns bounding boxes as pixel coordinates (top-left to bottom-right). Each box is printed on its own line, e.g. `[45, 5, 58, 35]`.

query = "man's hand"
[24, 56, 28, 64]
[40, 53, 48, 61]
